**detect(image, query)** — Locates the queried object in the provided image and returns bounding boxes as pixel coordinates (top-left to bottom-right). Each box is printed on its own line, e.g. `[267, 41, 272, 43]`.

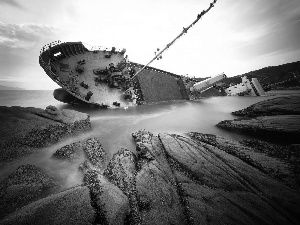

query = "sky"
[0, 0, 299, 90]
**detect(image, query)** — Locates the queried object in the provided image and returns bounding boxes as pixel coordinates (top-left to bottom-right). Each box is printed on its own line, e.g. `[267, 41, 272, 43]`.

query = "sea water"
[0, 90, 294, 191]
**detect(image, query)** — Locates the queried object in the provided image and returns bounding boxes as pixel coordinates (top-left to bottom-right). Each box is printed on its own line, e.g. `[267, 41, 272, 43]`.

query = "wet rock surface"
[78, 159, 94, 174]
[84, 170, 130, 225]
[1, 130, 300, 225]
[217, 96, 300, 142]
[191, 133, 300, 190]
[0, 164, 59, 220]
[217, 115, 300, 140]
[103, 148, 140, 224]
[159, 132, 300, 224]
[132, 129, 188, 225]
[0, 185, 95, 225]
[52, 141, 82, 162]
[83, 138, 107, 170]
[0, 106, 91, 164]
[232, 96, 300, 117]
[240, 139, 300, 189]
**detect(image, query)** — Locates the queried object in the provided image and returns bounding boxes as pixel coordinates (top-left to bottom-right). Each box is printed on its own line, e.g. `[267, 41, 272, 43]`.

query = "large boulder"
[190, 133, 299, 190]
[99, 130, 300, 224]
[83, 138, 107, 170]
[0, 185, 95, 225]
[216, 115, 300, 142]
[240, 139, 300, 189]
[83, 170, 130, 225]
[132, 129, 188, 225]
[159, 132, 300, 224]
[232, 96, 300, 117]
[0, 164, 58, 220]
[52, 141, 82, 162]
[217, 95, 300, 144]
[0, 106, 91, 164]
[103, 148, 140, 224]
[3, 130, 300, 225]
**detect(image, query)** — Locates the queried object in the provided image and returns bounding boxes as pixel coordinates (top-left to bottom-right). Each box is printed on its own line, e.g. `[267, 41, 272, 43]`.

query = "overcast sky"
[0, 0, 299, 89]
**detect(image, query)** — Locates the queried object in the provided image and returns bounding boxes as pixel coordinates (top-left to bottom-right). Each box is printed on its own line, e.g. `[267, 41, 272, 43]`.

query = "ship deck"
[54, 50, 134, 108]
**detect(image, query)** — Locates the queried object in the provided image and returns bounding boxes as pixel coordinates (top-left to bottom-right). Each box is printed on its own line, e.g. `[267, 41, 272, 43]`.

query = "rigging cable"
[130, 0, 218, 80]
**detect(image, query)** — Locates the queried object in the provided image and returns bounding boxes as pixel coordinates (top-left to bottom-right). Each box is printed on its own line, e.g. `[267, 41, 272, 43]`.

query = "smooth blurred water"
[0, 90, 292, 190]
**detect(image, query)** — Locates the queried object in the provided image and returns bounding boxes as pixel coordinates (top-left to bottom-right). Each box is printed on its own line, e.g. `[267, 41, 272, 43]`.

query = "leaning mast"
[131, 0, 218, 80]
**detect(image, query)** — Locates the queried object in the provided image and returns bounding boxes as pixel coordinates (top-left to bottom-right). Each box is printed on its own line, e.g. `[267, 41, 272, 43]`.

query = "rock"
[132, 130, 188, 225]
[0, 185, 95, 225]
[240, 139, 300, 189]
[218, 95, 300, 143]
[78, 160, 94, 174]
[0, 106, 91, 163]
[216, 115, 300, 142]
[103, 148, 140, 224]
[0, 164, 59, 220]
[52, 141, 82, 162]
[159, 133, 247, 190]
[191, 133, 299, 190]
[104, 149, 137, 197]
[3, 129, 300, 224]
[240, 139, 298, 162]
[45, 105, 60, 116]
[83, 138, 107, 170]
[132, 129, 154, 160]
[39, 105, 88, 124]
[132, 129, 153, 143]
[232, 96, 300, 117]
[159, 132, 300, 224]
[83, 170, 130, 225]
[83, 170, 108, 224]
[95, 175, 130, 225]
[289, 144, 300, 163]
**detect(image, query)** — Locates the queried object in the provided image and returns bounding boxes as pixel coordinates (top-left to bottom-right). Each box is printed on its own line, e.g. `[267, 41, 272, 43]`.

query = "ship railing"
[40, 40, 126, 58]
[39, 40, 62, 55]
[81, 42, 125, 53]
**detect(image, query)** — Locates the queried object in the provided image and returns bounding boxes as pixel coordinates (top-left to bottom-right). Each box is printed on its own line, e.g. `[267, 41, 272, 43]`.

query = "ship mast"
[130, 0, 218, 80]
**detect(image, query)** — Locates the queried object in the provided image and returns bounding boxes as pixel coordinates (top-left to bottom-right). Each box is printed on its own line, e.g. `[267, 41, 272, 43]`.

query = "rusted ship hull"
[39, 41, 189, 108]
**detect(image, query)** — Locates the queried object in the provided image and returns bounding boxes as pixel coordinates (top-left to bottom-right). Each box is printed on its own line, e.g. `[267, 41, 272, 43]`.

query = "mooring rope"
[130, 0, 218, 80]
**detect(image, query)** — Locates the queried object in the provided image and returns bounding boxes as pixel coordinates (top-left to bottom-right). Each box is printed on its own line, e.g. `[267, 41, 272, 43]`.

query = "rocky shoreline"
[217, 96, 300, 143]
[232, 96, 300, 117]
[0, 105, 91, 164]
[1, 101, 300, 224]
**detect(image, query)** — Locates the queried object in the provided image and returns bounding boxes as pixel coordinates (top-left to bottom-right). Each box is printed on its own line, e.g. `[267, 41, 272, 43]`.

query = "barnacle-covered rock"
[0, 164, 58, 220]
[83, 138, 107, 170]
[2, 128, 300, 225]
[0, 106, 91, 163]
[53, 141, 82, 162]
[103, 148, 140, 224]
[216, 115, 300, 142]
[0, 185, 95, 225]
[232, 96, 300, 117]
[83, 171, 130, 225]
[218, 96, 300, 143]
[133, 130, 188, 225]
[159, 132, 300, 224]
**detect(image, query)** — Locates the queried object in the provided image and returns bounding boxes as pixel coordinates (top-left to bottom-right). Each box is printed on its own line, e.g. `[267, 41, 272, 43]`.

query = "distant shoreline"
[0, 85, 25, 91]
[266, 89, 300, 96]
